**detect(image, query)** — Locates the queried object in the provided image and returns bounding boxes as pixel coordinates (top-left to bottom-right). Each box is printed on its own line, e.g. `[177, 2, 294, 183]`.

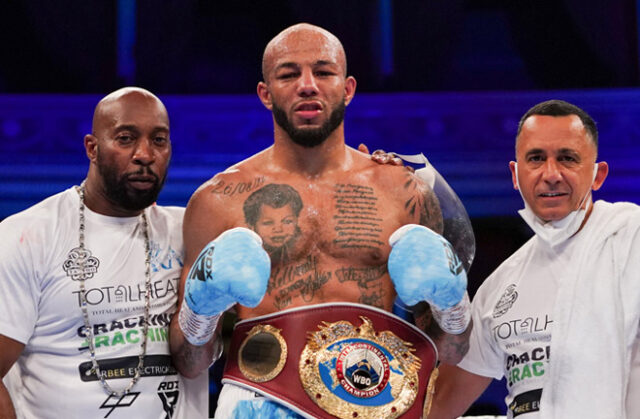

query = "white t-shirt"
[459, 201, 640, 418]
[0, 187, 207, 419]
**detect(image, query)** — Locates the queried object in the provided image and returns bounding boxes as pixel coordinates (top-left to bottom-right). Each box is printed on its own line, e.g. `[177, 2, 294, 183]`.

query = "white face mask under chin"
[515, 163, 598, 248]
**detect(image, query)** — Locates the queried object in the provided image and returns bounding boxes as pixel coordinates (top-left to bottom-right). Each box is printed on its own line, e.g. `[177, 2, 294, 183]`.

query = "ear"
[509, 161, 518, 190]
[257, 81, 272, 110]
[592, 161, 609, 191]
[343, 76, 357, 106]
[84, 134, 98, 162]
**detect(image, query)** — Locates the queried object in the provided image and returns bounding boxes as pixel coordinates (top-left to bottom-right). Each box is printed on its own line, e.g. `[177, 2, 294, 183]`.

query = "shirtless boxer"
[170, 23, 472, 418]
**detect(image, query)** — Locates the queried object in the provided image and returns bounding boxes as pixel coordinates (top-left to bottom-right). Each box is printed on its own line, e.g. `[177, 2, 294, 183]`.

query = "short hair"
[516, 99, 598, 148]
[243, 184, 303, 227]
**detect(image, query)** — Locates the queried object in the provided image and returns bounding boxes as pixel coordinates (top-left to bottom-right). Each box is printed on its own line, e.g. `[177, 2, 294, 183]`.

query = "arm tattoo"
[402, 173, 444, 233]
[420, 187, 444, 234]
[413, 302, 470, 363]
[178, 341, 214, 372]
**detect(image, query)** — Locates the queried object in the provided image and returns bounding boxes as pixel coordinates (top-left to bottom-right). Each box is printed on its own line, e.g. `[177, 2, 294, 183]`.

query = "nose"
[296, 68, 318, 97]
[541, 159, 562, 184]
[132, 139, 155, 166]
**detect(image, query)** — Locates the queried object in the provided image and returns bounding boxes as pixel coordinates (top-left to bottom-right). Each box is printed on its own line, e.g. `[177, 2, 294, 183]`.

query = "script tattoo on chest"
[335, 265, 388, 308]
[402, 173, 443, 233]
[268, 255, 332, 310]
[211, 176, 265, 197]
[332, 184, 384, 250]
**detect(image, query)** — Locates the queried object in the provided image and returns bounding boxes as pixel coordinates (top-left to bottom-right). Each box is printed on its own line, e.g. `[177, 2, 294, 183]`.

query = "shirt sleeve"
[457, 280, 505, 379]
[0, 217, 40, 344]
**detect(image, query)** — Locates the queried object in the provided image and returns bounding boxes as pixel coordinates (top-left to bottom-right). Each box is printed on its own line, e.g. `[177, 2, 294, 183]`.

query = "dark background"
[2, 1, 640, 416]
[2, 1, 638, 93]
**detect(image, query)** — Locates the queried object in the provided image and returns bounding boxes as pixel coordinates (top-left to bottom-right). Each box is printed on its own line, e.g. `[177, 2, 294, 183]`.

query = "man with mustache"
[170, 24, 472, 418]
[0, 87, 207, 418]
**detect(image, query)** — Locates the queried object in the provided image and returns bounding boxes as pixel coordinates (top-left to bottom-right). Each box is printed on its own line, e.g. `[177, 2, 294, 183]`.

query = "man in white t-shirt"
[0, 87, 208, 418]
[428, 100, 640, 419]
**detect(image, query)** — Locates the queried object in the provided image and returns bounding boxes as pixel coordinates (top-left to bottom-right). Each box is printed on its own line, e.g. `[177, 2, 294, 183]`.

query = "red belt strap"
[222, 303, 438, 418]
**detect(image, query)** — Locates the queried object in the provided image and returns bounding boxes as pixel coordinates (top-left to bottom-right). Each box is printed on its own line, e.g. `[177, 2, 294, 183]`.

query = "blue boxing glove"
[388, 224, 470, 334]
[179, 227, 271, 345]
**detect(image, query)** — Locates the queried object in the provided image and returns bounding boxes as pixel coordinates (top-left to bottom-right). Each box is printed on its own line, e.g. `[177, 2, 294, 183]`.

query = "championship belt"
[222, 303, 439, 418]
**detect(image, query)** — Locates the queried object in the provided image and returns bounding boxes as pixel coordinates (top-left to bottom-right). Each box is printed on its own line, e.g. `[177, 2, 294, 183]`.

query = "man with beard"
[0, 87, 207, 419]
[170, 24, 472, 418]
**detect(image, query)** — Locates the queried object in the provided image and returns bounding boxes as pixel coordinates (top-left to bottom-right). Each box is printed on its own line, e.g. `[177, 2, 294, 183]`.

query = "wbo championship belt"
[222, 303, 438, 418]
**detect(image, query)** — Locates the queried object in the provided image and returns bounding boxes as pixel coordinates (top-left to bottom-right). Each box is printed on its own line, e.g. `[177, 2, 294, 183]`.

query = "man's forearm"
[169, 320, 221, 379]
[414, 303, 472, 365]
[0, 380, 17, 419]
[432, 322, 472, 365]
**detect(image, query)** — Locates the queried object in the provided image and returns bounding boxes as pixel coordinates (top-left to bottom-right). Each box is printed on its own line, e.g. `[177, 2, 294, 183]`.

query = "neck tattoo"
[76, 181, 152, 396]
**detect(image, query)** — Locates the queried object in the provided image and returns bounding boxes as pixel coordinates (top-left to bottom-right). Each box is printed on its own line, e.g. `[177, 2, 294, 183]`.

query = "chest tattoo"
[268, 255, 332, 310]
[242, 183, 303, 265]
[211, 176, 265, 197]
[332, 183, 384, 250]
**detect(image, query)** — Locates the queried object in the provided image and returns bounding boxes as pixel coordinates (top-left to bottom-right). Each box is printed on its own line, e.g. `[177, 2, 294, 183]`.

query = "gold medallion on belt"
[298, 316, 421, 418]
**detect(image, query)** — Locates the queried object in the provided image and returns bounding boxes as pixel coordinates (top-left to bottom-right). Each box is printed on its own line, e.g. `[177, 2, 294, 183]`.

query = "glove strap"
[431, 292, 471, 335]
[179, 302, 222, 346]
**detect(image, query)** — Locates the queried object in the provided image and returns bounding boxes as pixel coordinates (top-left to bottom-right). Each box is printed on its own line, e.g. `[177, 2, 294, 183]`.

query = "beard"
[96, 153, 166, 212]
[272, 100, 346, 148]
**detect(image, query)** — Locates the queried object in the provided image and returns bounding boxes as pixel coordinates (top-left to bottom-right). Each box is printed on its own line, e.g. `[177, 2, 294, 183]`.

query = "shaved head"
[261, 23, 347, 81]
[92, 87, 168, 135]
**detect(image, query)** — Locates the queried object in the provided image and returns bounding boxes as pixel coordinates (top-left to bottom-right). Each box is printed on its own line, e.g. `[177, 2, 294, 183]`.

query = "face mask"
[515, 163, 598, 248]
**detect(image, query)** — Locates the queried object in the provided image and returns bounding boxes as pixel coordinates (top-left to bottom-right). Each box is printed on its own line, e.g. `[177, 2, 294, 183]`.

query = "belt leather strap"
[222, 303, 438, 418]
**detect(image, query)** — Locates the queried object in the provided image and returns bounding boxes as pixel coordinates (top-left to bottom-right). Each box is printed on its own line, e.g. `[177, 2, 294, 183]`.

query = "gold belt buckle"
[238, 324, 288, 383]
[299, 316, 421, 418]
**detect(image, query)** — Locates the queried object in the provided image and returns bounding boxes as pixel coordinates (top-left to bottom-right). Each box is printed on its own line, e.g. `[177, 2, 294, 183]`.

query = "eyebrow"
[274, 60, 338, 71]
[115, 124, 169, 133]
[524, 148, 545, 158]
[314, 60, 337, 67]
[556, 147, 578, 155]
[114, 124, 140, 134]
[524, 147, 579, 158]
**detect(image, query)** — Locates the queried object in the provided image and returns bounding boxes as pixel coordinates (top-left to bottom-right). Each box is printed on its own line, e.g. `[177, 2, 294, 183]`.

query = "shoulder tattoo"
[402, 173, 443, 233]
[211, 176, 265, 197]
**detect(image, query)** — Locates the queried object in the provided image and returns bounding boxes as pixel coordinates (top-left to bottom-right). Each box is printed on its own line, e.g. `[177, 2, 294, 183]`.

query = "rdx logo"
[157, 380, 179, 418]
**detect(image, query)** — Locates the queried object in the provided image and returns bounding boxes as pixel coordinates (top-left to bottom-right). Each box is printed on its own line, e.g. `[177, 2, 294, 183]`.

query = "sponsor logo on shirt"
[79, 355, 178, 381]
[99, 392, 140, 418]
[505, 345, 550, 387]
[509, 388, 542, 417]
[84, 356, 180, 418]
[157, 379, 180, 418]
[150, 242, 183, 273]
[493, 284, 518, 318]
[492, 315, 553, 341]
[71, 277, 178, 306]
[76, 313, 173, 351]
[62, 247, 100, 280]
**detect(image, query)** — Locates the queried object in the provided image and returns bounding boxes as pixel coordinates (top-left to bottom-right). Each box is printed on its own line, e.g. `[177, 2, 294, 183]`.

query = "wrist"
[179, 302, 222, 346]
[430, 292, 471, 335]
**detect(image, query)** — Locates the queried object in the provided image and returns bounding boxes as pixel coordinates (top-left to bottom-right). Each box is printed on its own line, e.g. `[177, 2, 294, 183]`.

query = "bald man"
[170, 23, 472, 418]
[0, 87, 207, 418]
